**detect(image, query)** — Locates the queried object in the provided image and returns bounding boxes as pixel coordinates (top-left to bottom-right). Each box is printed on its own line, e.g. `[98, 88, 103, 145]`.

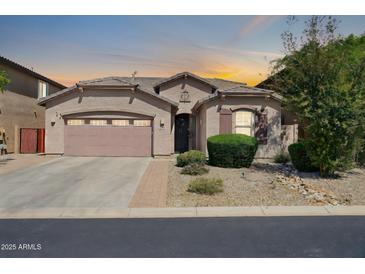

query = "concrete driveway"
[0, 157, 151, 213]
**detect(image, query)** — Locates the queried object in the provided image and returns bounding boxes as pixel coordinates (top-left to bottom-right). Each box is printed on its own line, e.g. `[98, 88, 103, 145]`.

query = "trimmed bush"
[187, 178, 223, 195]
[176, 150, 206, 167]
[207, 134, 258, 168]
[288, 142, 319, 172]
[181, 163, 209, 176]
[274, 152, 290, 164]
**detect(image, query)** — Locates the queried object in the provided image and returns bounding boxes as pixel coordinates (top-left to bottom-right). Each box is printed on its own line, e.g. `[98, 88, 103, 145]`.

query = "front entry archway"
[175, 114, 190, 153]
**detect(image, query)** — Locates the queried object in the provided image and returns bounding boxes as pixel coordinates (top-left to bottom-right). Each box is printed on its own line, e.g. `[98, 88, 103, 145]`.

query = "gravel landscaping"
[167, 160, 365, 207]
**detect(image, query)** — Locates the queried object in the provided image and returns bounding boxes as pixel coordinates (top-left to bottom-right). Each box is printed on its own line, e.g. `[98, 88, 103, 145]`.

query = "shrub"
[288, 142, 318, 172]
[176, 150, 206, 167]
[181, 163, 209, 175]
[355, 137, 365, 167]
[356, 149, 365, 167]
[207, 134, 258, 168]
[274, 152, 290, 164]
[187, 178, 223, 195]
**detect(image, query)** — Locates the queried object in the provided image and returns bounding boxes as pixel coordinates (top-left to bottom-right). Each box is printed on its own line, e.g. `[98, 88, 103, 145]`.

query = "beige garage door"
[64, 118, 152, 157]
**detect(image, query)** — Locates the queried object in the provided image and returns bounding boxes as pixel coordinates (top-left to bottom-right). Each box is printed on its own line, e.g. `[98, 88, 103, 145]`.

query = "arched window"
[234, 110, 254, 136]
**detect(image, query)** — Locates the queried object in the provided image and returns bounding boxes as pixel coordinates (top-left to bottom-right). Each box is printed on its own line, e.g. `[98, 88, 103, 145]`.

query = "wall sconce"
[160, 119, 165, 128]
[51, 118, 56, 126]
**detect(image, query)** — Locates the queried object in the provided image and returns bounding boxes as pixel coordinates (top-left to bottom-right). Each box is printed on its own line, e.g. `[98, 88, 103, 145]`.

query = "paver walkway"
[129, 159, 169, 208]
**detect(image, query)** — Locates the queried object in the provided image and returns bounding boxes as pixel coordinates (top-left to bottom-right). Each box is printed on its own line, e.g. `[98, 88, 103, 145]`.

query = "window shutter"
[255, 112, 268, 144]
[219, 108, 232, 134]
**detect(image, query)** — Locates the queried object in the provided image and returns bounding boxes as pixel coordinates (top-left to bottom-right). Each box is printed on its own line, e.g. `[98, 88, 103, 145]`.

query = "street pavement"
[1, 216, 365, 257]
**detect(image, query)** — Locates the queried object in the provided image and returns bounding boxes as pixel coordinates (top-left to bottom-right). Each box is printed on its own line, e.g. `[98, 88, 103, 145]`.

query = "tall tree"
[272, 16, 365, 177]
[0, 69, 10, 92]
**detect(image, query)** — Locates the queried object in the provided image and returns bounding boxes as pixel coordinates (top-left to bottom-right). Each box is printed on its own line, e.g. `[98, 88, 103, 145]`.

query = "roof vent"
[131, 70, 138, 82]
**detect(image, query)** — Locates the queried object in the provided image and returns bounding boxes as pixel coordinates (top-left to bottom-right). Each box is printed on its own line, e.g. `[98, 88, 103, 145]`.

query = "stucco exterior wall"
[198, 96, 282, 158]
[281, 124, 299, 153]
[0, 62, 63, 153]
[197, 104, 207, 152]
[44, 88, 173, 156]
[0, 91, 45, 153]
[0, 63, 60, 99]
[159, 77, 213, 114]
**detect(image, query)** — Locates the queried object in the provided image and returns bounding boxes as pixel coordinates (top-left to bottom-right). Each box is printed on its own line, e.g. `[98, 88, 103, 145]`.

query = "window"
[67, 119, 84, 125]
[133, 120, 151, 127]
[235, 111, 254, 136]
[89, 120, 108, 126]
[112, 120, 130, 126]
[38, 81, 48, 98]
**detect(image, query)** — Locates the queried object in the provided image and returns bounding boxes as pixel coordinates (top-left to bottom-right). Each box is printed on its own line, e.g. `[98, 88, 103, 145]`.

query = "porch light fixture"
[160, 119, 165, 127]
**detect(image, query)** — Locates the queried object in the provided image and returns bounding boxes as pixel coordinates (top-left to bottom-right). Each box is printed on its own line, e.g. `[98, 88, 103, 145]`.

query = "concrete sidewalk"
[1, 205, 365, 219]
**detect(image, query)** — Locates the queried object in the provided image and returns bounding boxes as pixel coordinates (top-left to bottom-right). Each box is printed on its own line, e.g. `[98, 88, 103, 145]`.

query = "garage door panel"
[64, 125, 152, 157]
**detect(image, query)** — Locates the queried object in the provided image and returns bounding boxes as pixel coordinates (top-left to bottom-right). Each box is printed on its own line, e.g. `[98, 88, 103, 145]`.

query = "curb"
[1, 206, 365, 219]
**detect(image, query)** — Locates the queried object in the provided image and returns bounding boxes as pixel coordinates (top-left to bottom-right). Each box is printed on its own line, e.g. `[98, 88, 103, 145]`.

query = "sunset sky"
[0, 16, 364, 87]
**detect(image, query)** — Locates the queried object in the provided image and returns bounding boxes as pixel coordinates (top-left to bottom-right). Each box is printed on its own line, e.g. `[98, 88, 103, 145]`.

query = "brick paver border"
[128, 159, 169, 208]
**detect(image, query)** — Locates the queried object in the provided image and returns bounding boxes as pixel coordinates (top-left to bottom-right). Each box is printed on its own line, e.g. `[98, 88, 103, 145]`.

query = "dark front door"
[175, 114, 189, 153]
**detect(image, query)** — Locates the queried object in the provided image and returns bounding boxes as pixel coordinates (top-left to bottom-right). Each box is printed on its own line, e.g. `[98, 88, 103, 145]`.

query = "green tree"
[0, 69, 10, 92]
[272, 16, 365, 177]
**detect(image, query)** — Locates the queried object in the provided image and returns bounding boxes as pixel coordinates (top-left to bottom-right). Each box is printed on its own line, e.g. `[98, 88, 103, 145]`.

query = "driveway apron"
[0, 157, 151, 211]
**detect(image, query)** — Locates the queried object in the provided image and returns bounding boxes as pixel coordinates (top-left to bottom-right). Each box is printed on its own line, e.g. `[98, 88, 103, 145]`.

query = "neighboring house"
[0, 56, 66, 153]
[39, 72, 297, 158]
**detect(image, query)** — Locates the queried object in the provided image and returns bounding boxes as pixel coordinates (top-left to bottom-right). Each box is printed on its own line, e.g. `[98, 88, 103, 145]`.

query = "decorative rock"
[271, 168, 348, 206]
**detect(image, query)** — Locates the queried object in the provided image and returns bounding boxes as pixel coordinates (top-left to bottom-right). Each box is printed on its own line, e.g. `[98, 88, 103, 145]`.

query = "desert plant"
[176, 150, 206, 167]
[0, 70, 10, 92]
[288, 142, 318, 172]
[181, 163, 209, 175]
[274, 152, 290, 164]
[270, 16, 365, 177]
[187, 178, 223, 195]
[207, 134, 258, 168]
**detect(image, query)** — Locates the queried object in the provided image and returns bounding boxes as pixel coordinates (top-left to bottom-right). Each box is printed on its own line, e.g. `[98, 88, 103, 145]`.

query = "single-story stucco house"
[38, 72, 298, 158]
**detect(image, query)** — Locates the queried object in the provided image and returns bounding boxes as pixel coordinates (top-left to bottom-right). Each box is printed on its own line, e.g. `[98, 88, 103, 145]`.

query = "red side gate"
[20, 128, 45, 154]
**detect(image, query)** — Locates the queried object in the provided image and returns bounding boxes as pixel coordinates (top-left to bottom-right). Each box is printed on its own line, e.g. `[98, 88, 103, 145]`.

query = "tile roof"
[0, 55, 66, 89]
[38, 73, 279, 107]
[192, 84, 282, 111]
[153, 71, 219, 89]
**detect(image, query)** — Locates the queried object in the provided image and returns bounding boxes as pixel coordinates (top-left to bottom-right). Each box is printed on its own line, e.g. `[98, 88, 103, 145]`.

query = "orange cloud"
[239, 16, 280, 39]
